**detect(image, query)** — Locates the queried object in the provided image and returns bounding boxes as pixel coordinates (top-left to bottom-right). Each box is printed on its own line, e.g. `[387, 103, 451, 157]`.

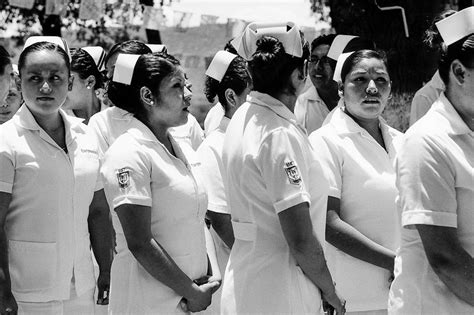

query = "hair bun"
[255, 36, 284, 55]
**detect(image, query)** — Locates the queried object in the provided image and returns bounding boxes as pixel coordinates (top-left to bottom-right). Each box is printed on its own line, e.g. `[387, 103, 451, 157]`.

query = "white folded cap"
[82, 46, 106, 70]
[333, 52, 355, 83]
[23, 36, 71, 61]
[327, 35, 357, 61]
[231, 22, 303, 60]
[112, 54, 141, 85]
[146, 44, 167, 53]
[436, 6, 474, 46]
[205, 50, 237, 82]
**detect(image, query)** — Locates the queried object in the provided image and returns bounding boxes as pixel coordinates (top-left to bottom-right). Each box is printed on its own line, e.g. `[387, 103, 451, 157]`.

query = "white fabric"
[389, 93, 474, 314]
[0, 105, 100, 302]
[88, 107, 203, 155]
[409, 71, 445, 126]
[294, 85, 331, 134]
[205, 51, 237, 82]
[196, 116, 231, 314]
[435, 6, 474, 45]
[101, 117, 208, 314]
[204, 103, 225, 136]
[309, 107, 401, 312]
[220, 91, 328, 314]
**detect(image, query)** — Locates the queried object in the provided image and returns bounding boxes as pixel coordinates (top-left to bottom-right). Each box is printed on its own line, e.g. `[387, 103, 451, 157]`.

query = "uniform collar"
[304, 85, 321, 102]
[431, 70, 445, 91]
[432, 93, 472, 135]
[248, 91, 300, 126]
[14, 105, 84, 136]
[218, 115, 230, 132]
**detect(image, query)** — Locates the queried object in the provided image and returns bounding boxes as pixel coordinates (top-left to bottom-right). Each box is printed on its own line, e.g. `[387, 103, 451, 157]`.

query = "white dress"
[101, 118, 208, 314]
[221, 92, 328, 314]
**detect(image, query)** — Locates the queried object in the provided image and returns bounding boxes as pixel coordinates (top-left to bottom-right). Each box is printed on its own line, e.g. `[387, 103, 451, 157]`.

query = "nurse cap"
[231, 21, 303, 60]
[23, 36, 71, 61]
[112, 54, 141, 85]
[436, 6, 474, 46]
[82, 46, 106, 71]
[205, 51, 237, 82]
[327, 35, 358, 61]
[146, 44, 167, 53]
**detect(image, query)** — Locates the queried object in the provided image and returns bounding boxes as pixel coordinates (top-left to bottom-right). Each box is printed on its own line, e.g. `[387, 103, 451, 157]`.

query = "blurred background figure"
[0, 46, 21, 125]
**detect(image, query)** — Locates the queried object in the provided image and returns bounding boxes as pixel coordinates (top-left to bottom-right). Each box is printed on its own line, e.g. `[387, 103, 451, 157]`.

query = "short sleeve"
[0, 130, 14, 193]
[88, 115, 110, 157]
[197, 141, 228, 214]
[189, 116, 204, 150]
[256, 128, 311, 213]
[309, 130, 343, 199]
[100, 138, 152, 209]
[396, 133, 457, 229]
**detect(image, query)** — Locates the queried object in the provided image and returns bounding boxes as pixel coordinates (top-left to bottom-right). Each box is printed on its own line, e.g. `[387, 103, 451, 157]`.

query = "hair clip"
[146, 44, 167, 53]
[23, 36, 71, 61]
[205, 51, 237, 82]
[436, 6, 474, 46]
[112, 54, 141, 85]
[82, 46, 106, 71]
[231, 21, 303, 60]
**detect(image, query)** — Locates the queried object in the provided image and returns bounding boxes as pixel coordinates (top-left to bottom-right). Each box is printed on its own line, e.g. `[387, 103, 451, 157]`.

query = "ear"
[224, 88, 236, 107]
[86, 75, 96, 90]
[451, 60, 466, 85]
[68, 75, 74, 91]
[289, 68, 304, 93]
[140, 86, 154, 107]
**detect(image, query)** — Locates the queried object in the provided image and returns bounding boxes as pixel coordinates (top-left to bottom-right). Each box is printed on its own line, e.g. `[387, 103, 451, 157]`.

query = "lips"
[37, 97, 54, 101]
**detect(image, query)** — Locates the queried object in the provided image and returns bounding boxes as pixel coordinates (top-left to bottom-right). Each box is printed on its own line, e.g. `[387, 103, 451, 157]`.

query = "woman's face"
[0, 64, 22, 124]
[151, 66, 188, 128]
[63, 71, 92, 110]
[342, 57, 391, 121]
[19, 50, 72, 117]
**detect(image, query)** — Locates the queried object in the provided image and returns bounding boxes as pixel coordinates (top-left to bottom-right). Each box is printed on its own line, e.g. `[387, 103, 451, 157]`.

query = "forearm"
[290, 236, 337, 297]
[204, 226, 221, 281]
[207, 211, 234, 249]
[89, 212, 114, 274]
[131, 238, 202, 300]
[326, 213, 395, 271]
[0, 230, 11, 295]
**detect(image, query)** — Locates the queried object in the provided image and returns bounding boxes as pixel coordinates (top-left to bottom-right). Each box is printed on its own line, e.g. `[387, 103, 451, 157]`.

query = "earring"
[86, 85, 91, 90]
[338, 90, 344, 98]
[149, 101, 154, 106]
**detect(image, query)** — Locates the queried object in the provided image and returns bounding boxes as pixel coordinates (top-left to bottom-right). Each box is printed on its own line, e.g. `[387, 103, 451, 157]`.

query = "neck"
[445, 87, 474, 131]
[73, 94, 101, 124]
[273, 91, 298, 113]
[30, 107, 63, 133]
[317, 85, 339, 111]
[344, 107, 384, 146]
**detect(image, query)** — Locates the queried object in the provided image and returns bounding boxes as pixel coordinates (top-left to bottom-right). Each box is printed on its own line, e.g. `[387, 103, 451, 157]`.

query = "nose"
[366, 80, 378, 94]
[39, 81, 52, 94]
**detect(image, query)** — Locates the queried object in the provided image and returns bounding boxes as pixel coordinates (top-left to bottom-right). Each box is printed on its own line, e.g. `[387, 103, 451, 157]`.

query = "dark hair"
[437, 34, 474, 84]
[107, 52, 180, 119]
[250, 35, 309, 95]
[0, 46, 11, 76]
[104, 40, 152, 67]
[340, 49, 389, 83]
[423, 9, 457, 51]
[311, 34, 336, 51]
[18, 42, 70, 75]
[224, 39, 238, 55]
[70, 48, 104, 89]
[204, 56, 251, 110]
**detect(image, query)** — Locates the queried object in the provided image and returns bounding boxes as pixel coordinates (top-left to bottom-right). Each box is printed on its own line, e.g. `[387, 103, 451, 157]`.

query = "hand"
[0, 291, 17, 315]
[180, 281, 220, 313]
[96, 271, 110, 305]
[323, 289, 345, 315]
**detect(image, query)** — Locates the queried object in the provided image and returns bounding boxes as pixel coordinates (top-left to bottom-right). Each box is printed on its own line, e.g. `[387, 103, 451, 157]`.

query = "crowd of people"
[0, 5, 472, 315]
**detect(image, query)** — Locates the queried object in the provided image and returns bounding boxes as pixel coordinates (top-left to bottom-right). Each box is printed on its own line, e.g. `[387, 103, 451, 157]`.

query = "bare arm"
[116, 204, 219, 312]
[278, 202, 345, 314]
[417, 224, 474, 306]
[0, 192, 17, 314]
[207, 211, 234, 249]
[203, 226, 221, 287]
[326, 196, 395, 272]
[88, 189, 114, 304]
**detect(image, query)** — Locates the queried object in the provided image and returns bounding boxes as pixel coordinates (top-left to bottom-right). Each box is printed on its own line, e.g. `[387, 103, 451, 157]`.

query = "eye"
[29, 75, 41, 82]
[353, 76, 366, 82]
[376, 77, 387, 83]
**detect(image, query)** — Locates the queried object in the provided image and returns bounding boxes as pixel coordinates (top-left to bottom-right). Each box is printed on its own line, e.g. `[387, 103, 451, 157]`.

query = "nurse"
[0, 46, 21, 124]
[63, 47, 106, 124]
[389, 7, 474, 313]
[100, 53, 220, 314]
[197, 50, 252, 312]
[221, 22, 345, 314]
[0, 37, 113, 314]
[309, 49, 401, 313]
